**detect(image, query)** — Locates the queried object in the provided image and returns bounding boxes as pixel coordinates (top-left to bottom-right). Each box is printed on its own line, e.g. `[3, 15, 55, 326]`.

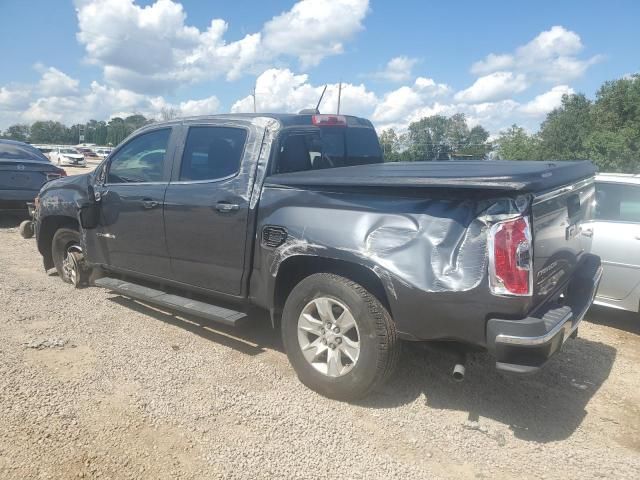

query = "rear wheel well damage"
[272, 256, 392, 327]
[38, 216, 79, 270]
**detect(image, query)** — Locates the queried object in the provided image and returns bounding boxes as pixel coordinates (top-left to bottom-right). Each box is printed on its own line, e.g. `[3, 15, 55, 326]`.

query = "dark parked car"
[0, 139, 66, 216]
[33, 113, 602, 400]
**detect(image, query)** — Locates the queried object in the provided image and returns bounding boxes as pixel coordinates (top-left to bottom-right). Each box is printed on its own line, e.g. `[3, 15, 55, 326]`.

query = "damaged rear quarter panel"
[251, 186, 529, 344]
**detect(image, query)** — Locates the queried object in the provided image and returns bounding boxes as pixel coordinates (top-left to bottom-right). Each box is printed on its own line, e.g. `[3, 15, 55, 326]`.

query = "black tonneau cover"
[265, 160, 596, 193]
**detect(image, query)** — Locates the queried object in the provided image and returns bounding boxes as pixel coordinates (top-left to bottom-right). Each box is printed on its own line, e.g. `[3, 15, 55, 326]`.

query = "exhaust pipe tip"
[452, 363, 466, 382]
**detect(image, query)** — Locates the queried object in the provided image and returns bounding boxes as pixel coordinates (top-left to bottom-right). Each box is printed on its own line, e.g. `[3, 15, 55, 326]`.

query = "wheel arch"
[38, 215, 80, 270]
[272, 255, 393, 327]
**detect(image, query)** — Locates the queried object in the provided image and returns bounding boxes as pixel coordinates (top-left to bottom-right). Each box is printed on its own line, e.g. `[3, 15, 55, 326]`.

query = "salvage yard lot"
[0, 217, 639, 479]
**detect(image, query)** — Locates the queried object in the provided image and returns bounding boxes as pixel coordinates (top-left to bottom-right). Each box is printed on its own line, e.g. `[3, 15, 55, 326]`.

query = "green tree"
[29, 121, 69, 144]
[585, 74, 640, 172]
[106, 117, 128, 146]
[495, 125, 542, 160]
[538, 93, 592, 160]
[1, 124, 30, 142]
[407, 115, 450, 160]
[124, 114, 149, 132]
[404, 114, 491, 160]
[458, 124, 490, 158]
[379, 128, 405, 162]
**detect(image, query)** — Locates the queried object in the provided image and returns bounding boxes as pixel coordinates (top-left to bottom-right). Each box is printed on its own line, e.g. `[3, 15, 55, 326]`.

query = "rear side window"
[275, 127, 382, 174]
[108, 129, 170, 183]
[595, 183, 640, 223]
[179, 126, 247, 181]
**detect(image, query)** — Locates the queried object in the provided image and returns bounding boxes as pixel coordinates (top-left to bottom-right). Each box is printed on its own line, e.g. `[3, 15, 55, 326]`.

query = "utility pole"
[252, 86, 256, 113]
[337, 81, 342, 115]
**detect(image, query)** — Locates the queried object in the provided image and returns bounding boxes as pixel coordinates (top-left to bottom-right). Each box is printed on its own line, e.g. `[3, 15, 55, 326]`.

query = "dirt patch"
[1, 219, 640, 479]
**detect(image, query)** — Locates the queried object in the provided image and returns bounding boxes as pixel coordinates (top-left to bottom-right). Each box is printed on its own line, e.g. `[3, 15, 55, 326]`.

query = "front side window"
[179, 126, 247, 181]
[595, 183, 640, 223]
[107, 129, 170, 184]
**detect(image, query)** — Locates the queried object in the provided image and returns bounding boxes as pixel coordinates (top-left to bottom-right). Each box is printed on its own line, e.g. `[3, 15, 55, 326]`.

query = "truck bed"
[265, 160, 596, 193]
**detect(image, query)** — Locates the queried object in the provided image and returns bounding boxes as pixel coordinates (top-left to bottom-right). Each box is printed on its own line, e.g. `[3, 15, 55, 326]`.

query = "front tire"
[51, 228, 87, 288]
[282, 273, 400, 401]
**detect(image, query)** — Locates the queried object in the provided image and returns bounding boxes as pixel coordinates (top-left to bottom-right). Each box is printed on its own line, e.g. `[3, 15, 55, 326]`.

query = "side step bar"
[94, 277, 248, 327]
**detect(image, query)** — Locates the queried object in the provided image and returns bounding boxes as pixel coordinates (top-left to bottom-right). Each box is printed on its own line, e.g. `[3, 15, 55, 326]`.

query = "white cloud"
[471, 26, 602, 83]
[0, 86, 32, 110]
[0, 63, 219, 128]
[177, 96, 220, 117]
[262, 0, 369, 68]
[372, 77, 450, 123]
[371, 56, 419, 83]
[37, 67, 80, 96]
[75, 0, 370, 92]
[231, 68, 377, 116]
[22, 81, 159, 124]
[519, 85, 573, 116]
[454, 72, 528, 104]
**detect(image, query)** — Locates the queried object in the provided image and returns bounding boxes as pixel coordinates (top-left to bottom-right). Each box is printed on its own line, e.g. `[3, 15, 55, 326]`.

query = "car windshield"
[0, 142, 49, 162]
[61, 148, 78, 154]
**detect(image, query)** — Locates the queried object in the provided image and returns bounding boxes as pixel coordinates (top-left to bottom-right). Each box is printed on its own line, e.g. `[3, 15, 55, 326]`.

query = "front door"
[589, 181, 640, 301]
[163, 124, 252, 295]
[91, 127, 174, 278]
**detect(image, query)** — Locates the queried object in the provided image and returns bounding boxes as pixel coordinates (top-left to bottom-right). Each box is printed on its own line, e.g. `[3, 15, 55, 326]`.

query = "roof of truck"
[151, 113, 375, 128]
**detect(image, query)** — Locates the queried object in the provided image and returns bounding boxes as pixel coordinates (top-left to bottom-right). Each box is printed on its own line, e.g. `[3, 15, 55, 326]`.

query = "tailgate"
[531, 177, 596, 304]
[0, 161, 49, 191]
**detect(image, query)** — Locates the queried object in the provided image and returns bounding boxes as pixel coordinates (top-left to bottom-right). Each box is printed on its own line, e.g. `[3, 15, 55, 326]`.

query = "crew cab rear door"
[587, 181, 640, 301]
[163, 121, 256, 296]
[87, 127, 176, 278]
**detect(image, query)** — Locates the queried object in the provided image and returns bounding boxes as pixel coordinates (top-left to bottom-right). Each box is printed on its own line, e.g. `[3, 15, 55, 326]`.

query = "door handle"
[142, 199, 159, 209]
[216, 202, 239, 213]
[581, 228, 593, 238]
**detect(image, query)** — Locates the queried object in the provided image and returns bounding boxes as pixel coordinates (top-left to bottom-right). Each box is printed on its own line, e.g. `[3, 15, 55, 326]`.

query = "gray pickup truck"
[33, 113, 602, 400]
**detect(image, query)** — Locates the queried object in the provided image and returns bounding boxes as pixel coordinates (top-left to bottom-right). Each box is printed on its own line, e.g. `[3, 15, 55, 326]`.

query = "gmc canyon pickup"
[34, 113, 602, 400]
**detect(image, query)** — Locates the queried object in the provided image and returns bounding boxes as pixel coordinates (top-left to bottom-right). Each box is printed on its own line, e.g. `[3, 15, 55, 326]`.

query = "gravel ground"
[0, 214, 639, 479]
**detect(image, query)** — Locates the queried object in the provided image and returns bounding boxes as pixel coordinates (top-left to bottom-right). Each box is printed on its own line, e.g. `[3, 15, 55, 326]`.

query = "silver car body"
[587, 173, 640, 312]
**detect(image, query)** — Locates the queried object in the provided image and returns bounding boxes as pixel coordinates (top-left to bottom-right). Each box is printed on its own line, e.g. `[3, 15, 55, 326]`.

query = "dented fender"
[250, 186, 528, 344]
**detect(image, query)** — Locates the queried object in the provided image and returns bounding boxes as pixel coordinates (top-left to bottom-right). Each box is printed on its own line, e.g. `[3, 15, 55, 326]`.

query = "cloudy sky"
[0, 0, 638, 133]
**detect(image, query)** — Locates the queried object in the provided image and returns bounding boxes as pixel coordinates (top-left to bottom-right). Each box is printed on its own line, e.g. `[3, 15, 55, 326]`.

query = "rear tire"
[19, 220, 34, 239]
[51, 228, 87, 287]
[282, 273, 400, 401]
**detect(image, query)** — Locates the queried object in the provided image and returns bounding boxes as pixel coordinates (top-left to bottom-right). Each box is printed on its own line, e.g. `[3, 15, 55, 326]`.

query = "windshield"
[0, 141, 50, 162]
[61, 148, 79, 154]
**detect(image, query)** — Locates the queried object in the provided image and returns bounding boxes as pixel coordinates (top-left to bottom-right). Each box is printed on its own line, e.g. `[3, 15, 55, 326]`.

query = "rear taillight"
[46, 168, 67, 181]
[312, 114, 347, 126]
[488, 216, 533, 296]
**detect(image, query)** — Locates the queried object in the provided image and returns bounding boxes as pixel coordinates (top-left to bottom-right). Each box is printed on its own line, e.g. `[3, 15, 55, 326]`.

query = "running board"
[94, 277, 247, 327]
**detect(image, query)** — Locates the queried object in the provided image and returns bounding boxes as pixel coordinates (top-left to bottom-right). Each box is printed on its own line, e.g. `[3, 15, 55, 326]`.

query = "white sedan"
[94, 148, 112, 159]
[49, 147, 86, 167]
